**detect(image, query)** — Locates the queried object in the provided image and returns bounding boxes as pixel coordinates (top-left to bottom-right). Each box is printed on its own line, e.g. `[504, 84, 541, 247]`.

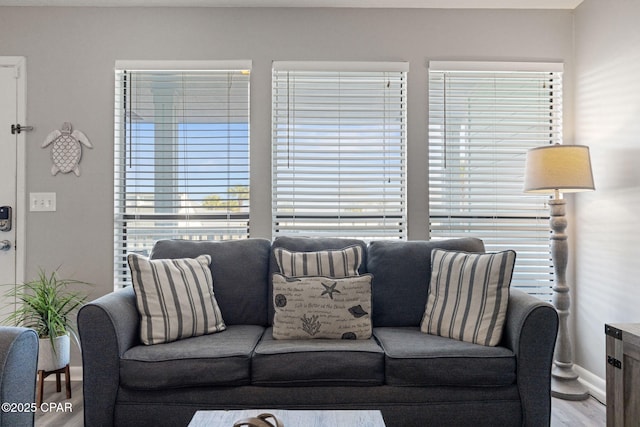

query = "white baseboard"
[574, 364, 606, 404]
[70, 365, 82, 382]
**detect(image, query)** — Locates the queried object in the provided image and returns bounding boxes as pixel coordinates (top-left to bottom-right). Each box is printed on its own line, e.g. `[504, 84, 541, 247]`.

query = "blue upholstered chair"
[0, 326, 38, 427]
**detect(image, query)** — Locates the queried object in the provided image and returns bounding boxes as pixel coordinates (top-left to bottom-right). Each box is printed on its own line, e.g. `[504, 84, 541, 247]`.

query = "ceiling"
[0, 0, 584, 9]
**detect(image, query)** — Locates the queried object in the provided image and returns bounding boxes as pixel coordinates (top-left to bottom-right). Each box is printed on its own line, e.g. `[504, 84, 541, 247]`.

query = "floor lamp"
[523, 144, 595, 401]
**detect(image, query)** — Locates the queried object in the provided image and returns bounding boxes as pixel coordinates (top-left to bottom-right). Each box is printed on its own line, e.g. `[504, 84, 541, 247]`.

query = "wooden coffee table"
[188, 409, 386, 426]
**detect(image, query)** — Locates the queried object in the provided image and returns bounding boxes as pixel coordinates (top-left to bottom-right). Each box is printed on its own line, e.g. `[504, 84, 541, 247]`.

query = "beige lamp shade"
[524, 144, 595, 194]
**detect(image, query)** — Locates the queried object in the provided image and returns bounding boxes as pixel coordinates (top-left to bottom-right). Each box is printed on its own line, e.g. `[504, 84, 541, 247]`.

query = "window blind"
[428, 62, 563, 301]
[114, 61, 251, 288]
[272, 61, 408, 240]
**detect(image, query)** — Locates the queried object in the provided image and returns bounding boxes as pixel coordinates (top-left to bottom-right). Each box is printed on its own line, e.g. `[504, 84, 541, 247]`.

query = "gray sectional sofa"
[78, 237, 559, 427]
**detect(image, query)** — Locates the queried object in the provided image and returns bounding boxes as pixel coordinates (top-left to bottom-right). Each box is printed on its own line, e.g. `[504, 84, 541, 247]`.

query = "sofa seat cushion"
[374, 327, 516, 387]
[120, 325, 265, 390]
[252, 327, 384, 386]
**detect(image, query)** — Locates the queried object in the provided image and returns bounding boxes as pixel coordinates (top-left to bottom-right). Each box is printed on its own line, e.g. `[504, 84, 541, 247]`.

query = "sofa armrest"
[502, 289, 559, 426]
[78, 287, 140, 427]
[0, 326, 38, 427]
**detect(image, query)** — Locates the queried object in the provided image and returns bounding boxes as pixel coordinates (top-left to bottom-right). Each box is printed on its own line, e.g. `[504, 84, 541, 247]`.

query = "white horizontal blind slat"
[272, 67, 407, 240]
[428, 66, 562, 302]
[429, 61, 564, 73]
[273, 61, 409, 72]
[115, 60, 252, 71]
[114, 67, 250, 288]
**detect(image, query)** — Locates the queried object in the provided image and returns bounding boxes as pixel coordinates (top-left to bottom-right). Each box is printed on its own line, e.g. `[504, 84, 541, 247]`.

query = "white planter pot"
[38, 334, 70, 372]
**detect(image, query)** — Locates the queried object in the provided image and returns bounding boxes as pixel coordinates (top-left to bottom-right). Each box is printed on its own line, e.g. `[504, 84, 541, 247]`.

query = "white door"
[0, 57, 26, 322]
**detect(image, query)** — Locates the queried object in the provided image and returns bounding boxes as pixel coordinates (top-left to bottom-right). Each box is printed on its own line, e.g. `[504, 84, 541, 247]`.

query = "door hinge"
[608, 355, 622, 369]
[11, 124, 33, 135]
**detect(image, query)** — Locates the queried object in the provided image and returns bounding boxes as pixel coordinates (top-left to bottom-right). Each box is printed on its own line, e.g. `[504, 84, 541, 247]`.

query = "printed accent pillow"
[272, 273, 372, 340]
[128, 253, 226, 345]
[420, 249, 516, 347]
[274, 245, 362, 278]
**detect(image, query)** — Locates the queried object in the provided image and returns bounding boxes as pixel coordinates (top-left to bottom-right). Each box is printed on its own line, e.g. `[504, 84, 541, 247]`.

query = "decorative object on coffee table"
[233, 412, 283, 427]
[524, 144, 595, 400]
[189, 410, 385, 427]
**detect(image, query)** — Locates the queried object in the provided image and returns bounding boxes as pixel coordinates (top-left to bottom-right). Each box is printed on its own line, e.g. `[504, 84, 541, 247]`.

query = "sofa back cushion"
[150, 239, 272, 326]
[268, 236, 368, 324]
[366, 238, 485, 327]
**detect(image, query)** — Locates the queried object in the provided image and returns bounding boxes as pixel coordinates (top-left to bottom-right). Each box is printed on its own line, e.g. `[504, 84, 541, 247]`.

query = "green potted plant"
[3, 268, 89, 371]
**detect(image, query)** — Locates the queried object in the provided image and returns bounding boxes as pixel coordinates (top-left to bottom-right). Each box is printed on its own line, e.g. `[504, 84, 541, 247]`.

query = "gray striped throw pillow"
[128, 254, 226, 345]
[420, 249, 516, 346]
[274, 245, 362, 278]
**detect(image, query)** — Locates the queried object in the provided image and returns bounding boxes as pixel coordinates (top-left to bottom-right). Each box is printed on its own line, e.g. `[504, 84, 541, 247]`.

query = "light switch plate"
[30, 192, 56, 212]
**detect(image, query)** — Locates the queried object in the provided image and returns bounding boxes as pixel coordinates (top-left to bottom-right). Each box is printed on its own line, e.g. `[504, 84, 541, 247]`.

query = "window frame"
[113, 60, 252, 289]
[428, 61, 564, 301]
[271, 61, 409, 241]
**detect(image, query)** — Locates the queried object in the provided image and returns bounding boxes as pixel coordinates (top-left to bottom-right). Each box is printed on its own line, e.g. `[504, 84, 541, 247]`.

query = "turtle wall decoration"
[42, 122, 93, 176]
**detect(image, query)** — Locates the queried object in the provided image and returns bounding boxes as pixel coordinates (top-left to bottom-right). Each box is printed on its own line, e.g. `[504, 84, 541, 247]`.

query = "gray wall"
[0, 6, 574, 367]
[573, 0, 640, 381]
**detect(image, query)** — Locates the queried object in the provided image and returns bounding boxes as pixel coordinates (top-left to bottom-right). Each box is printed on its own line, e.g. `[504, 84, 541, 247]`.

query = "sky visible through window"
[125, 122, 249, 207]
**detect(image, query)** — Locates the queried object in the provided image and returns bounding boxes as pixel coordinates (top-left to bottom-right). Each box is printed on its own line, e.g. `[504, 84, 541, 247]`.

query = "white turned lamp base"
[551, 363, 589, 400]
